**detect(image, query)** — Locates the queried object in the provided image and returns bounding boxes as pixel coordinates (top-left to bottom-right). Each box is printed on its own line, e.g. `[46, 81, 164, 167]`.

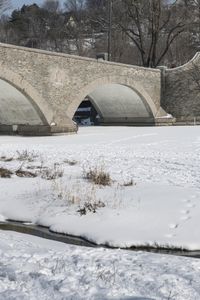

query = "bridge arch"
[67, 76, 158, 125]
[0, 66, 54, 125]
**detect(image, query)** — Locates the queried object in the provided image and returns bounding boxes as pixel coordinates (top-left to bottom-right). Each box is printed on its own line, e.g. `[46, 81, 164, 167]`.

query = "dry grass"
[52, 178, 106, 214]
[41, 164, 64, 180]
[84, 167, 111, 186]
[0, 156, 14, 162]
[53, 180, 85, 206]
[15, 169, 37, 178]
[16, 150, 38, 162]
[63, 159, 77, 166]
[0, 167, 13, 178]
[77, 200, 105, 215]
[26, 165, 40, 170]
[122, 179, 136, 187]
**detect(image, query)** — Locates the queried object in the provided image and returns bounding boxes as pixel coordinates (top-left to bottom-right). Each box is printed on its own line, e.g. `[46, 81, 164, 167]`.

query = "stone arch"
[67, 76, 158, 119]
[0, 66, 54, 125]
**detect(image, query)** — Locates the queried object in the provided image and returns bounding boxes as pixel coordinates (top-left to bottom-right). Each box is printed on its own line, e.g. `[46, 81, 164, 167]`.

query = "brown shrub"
[77, 200, 105, 215]
[41, 164, 63, 180]
[0, 167, 13, 178]
[0, 156, 14, 162]
[16, 150, 38, 162]
[15, 169, 37, 178]
[123, 179, 136, 187]
[85, 167, 111, 186]
[64, 159, 77, 166]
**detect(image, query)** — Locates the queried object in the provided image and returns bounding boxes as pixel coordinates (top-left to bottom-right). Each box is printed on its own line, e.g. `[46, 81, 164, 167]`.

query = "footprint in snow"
[180, 209, 190, 214]
[169, 223, 179, 229]
[180, 215, 191, 221]
[181, 199, 190, 203]
[186, 203, 195, 208]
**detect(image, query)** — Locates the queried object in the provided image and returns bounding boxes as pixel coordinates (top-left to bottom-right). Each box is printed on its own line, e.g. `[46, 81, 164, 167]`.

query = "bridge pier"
[50, 123, 77, 134]
[49, 113, 78, 134]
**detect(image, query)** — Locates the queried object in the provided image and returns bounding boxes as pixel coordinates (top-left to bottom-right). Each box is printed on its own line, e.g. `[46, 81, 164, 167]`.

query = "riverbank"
[2, 220, 200, 259]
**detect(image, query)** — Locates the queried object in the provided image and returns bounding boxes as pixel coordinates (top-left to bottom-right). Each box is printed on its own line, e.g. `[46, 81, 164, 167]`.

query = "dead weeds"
[0, 167, 13, 178]
[64, 159, 77, 166]
[84, 167, 111, 186]
[15, 169, 37, 178]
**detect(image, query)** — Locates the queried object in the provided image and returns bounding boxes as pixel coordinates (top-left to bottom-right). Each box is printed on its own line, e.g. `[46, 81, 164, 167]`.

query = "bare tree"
[43, 0, 60, 13]
[0, 0, 11, 43]
[0, 0, 11, 15]
[64, 0, 90, 55]
[182, 0, 200, 50]
[114, 0, 185, 67]
[65, 0, 85, 12]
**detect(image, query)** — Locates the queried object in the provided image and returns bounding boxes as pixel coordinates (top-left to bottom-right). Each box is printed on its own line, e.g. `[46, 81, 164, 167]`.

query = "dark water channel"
[1, 220, 200, 259]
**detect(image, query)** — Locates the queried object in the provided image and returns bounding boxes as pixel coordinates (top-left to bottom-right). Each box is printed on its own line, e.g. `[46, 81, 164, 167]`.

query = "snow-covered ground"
[0, 126, 200, 250]
[1, 230, 200, 300]
[1, 126, 200, 299]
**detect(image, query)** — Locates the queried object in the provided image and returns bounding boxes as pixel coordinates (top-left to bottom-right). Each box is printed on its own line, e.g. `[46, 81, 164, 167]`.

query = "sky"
[8, 0, 65, 12]
[11, 0, 44, 10]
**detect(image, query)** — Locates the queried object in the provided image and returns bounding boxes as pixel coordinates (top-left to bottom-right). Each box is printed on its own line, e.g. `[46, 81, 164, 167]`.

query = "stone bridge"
[0, 43, 171, 134]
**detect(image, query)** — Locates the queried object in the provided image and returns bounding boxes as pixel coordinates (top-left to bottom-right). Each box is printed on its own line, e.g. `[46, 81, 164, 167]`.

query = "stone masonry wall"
[0, 43, 162, 132]
[162, 53, 200, 123]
